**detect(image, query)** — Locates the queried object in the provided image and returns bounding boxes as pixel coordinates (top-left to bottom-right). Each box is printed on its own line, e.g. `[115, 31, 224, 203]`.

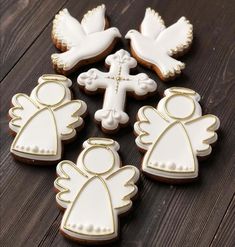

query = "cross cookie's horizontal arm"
[126, 73, 157, 96]
[77, 69, 110, 91]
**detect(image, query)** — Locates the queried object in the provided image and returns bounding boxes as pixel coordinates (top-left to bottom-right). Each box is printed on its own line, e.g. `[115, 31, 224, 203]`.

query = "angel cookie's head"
[30, 74, 72, 108]
[158, 87, 202, 121]
[77, 138, 121, 176]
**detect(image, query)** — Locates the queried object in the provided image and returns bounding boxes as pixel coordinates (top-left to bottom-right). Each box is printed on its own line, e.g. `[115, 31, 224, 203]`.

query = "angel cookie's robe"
[143, 121, 198, 179]
[11, 108, 61, 161]
[61, 176, 116, 240]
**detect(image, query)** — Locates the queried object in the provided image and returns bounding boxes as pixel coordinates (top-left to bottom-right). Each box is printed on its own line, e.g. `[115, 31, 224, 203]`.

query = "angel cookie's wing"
[105, 166, 139, 214]
[140, 8, 166, 40]
[9, 93, 39, 133]
[134, 106, 169, 151]
[81, 4, 106, 34]
[53, 100, 87, 140]
[185, 115, 220, 157]
[55, 160, 89, 209]
[52, 8, 85, 50]
[155, 16, 193, 56]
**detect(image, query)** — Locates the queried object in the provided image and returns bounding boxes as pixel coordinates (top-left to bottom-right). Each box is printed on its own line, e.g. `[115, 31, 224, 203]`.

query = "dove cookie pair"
[55, 137, 139, 244]
[51, 6, 193, 81]
[9, 74, 87, 164]
[51, 5, 121, 75]
[134, 87, 220, 183]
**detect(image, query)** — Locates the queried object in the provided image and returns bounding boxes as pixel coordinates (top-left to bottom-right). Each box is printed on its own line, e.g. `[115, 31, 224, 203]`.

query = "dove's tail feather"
[151, 55, 185, 80]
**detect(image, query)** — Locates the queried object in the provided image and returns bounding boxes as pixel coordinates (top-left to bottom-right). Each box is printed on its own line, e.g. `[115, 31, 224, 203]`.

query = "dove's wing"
[9, 94, 39, 133]
[55, 160, 89, 209]
[81, 4, 106, 34]
[52, 8, 85, 48]
[105, 166, 139, 214]
[134, 106, 169, 150]
[155, 17, 193, 55]
[184, 115, 220, 157]
[53, 100, 87, 140]
[140, 8, 166, 40]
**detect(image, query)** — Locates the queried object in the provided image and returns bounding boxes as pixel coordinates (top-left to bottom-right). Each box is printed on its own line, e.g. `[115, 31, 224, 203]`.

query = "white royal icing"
[9, 74, 87, 163]
[54, 138, 139, 242]
[51, 5, 121, 72]
[125, 7, 193, 80]
[134, 87, 220, 181]
[77, 49, 157, 131]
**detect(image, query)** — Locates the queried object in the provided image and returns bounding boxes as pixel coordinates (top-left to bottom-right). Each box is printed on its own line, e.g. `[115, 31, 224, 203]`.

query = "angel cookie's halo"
[51, 5, 121, 75]
[134, 87, 220, 183]
[162, 87, 201, 120]
[31, 74, 72, 107]
[125, 7, 193, 81]
[54, 137, 140, 243]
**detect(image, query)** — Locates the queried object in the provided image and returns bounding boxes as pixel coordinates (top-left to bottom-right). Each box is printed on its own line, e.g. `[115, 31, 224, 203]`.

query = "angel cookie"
[54, 138, 139, 243]
[134, 87, 220, 183]
[77, 49, 157, 133]
[125, 8, 193, 81]
[51, 5, 121, 75]
[9, 74, 87, 164]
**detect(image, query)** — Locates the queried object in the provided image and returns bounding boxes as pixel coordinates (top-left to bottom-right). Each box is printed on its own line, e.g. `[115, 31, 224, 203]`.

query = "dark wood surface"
[1, 0, 235, 246]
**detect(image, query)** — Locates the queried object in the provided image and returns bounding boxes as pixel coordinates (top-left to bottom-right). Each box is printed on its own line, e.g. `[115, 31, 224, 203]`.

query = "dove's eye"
[83, 146, 114, 175]
[35, 82, 66, 106]
[164, 94, 195, 120]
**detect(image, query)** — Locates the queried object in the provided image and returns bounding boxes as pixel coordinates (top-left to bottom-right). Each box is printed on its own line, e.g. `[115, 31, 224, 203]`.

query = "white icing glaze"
[54, 138, 139, 242]
[77, 49, 157, 131]
[134, 87, 220, 180]
[51, 5, 121, 72]
[125, 8, 193, 80]
[9, 74, 87, 163]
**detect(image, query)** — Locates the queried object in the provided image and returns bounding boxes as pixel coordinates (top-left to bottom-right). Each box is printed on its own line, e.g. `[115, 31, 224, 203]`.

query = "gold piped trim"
[82, 146, 115, 175]
[164, 94, 195, 120]
[146, 121, 196, 174]
[87, 138, 115, 146]
[35, 81, 66, 107]
[63, 176, 115, 237]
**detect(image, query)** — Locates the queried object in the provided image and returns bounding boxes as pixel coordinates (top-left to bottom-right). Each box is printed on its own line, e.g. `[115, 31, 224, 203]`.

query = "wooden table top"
[1, 0, 235, 246]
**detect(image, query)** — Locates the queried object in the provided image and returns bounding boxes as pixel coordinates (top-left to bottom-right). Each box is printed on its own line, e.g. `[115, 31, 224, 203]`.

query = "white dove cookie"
[134, 87, 220, 183]
[54, 137, 139, 243]
[125, 8, 193, 81]
[51, 5, 121, 75]
[9, 74, 87, 164]
[77, 49, 157, 133]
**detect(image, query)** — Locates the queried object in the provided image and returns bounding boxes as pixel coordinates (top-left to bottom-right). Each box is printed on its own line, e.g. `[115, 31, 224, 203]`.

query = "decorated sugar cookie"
[125, 8, 193, 81]
[9, 74, 87, 164]
[51, 5, 121, 75]
[55, 138, 139, 243]
[134, 87, 220, 183]
[77, 49, 157, 132]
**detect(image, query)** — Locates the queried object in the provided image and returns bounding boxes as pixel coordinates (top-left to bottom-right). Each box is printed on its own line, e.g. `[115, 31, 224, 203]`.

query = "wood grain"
[0, 0, 235, 246]
[0, 0, 67, 81]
